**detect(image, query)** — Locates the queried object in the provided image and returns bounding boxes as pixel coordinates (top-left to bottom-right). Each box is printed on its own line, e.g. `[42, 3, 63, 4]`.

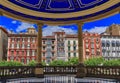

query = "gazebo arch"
[0, 0, 120, 78]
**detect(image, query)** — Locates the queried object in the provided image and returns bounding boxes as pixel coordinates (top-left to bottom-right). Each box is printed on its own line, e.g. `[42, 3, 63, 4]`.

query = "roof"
[43, 36, 55, 39]
[8, 34, 37, 37]
[0, 0, 119, 24]
[8, 34, 55, 39]
[0, 27, 8, 34]
[101, 34, 120, 37]
[65, 34, 77, 38]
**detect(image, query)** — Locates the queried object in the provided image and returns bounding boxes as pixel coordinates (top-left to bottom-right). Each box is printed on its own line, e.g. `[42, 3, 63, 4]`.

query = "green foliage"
[68, 58, 79, 65]
[103, 59, 120, 66]
[28, 60, 37, 66]
[84, 57, 104, 66]
[0, 61, 23, 66]
[42, 61, 46, 66]
[28, 60, 46, 66]
[49, 60, 70, 66]
[49, 58, 78, 66]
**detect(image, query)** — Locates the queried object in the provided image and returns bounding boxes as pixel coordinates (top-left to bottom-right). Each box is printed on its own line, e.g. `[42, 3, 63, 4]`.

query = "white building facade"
[101, 35, 120, 60]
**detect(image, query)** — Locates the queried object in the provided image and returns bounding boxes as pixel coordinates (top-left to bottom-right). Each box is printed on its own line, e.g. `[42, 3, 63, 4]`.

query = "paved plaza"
[5, 75, 120, 83]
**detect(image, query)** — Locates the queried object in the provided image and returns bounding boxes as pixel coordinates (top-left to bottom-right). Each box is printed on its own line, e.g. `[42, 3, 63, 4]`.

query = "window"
[52, 46, 54, 50]
[25, 44, 27, 48]
[116, 41, 119, 47]
[96, 51, 100, 55]
[108, 51, 110, 56]
[68, 41, 70, 45]
[27, 59, 30, 64]
[23, 38, 24, 42]
[52, 41, 54, 44]
[68, 46, 70, 51]
[106, 41, 110, 47]
[16, 51, 19, 56]
[30, 38, 33, 41]
[16, 38, 20, 42]
[112, 41, 115, 47]
[10, 56, 14, 61]
[52, 53, 54, 57]
[33, 38, 35, 42]
[28, 38, 30, 42]
[91, 38, 94, 42]
[20, 44, 22, 48]
[112, 51, 116, 57]
[43, 53, 45, 56]
[21, 38, 23, 41]
[27, 44, 30, 48]
[30, 51, 32, 56]
[86, 52, 89, 55]
[68, 53, 71, 57]
[73, 46, 76, 51]
[86, 44, 89, 48]
[91, 49, 94, 54]
[11, 44, 14, 48]
[96, 38, 99, 43]
[22, 44, 24, 48]
[43, 46, 46, 50]
[11, 51, 14, 55]
[25, 38, 27, 42]
[17, 44, 19, 48]
[74, 53, 76, 57]
[21, 58, 24, 63]
[102, 42, 105, 47]
[91, 43, 94, 48]
[11, 38, 14, 42]
[73, 41, 76, 45]
[32, 50, 35, 56]
[22, 51, 24, 55]
[27, 50, 29, 56]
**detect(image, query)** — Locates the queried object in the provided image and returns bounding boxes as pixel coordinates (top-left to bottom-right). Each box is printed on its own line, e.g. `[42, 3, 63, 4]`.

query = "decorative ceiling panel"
[0, 0, 119, 22]
[8, 0, 108, 13]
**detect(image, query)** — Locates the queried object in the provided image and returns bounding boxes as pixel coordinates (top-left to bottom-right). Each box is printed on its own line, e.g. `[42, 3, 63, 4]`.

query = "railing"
[44, 66, 77, 74]
[0, 66, 119, 79]
[86, 66, 120, 79]
[0, 66, 35, 79]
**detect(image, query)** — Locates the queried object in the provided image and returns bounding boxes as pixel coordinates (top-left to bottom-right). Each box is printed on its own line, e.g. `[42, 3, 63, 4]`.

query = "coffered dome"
[0, 0, 119, 24]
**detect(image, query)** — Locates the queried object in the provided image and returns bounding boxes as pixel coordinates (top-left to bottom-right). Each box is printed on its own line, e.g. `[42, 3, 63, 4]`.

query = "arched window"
[106, 41, 110, 47]
[102, 40, 105, 47]
[116, 41, 119, 47]
[112, 41, 115, 47]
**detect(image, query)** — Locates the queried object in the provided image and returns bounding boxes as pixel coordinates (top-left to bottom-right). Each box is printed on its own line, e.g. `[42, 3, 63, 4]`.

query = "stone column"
[0, 11, 6, 61]
[76, 23, 86, 78]
[78, 23, 83, 63]
[35, 23, 44, 78]
[0, 10, 3, 16]
[37, 23, 43, 65]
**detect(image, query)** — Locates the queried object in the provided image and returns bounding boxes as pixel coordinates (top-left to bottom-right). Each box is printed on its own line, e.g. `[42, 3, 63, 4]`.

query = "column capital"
[37, 22, 44, 27]
[76, 22, 84, 26]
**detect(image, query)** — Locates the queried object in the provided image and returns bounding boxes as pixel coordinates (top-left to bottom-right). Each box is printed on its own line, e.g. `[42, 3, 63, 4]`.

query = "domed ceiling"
[0, 0, 120, 23]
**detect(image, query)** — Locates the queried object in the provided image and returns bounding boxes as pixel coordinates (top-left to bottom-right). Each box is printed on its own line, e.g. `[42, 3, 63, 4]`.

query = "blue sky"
[0, 13, 120, 36]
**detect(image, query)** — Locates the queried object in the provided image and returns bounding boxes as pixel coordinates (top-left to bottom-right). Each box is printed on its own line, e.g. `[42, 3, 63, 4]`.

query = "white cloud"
[83, 26, 108, 34]
[16, 22, 34, 32]
[0, 25, 5, 27]
[43, 26, 77, 36]
[12, 21, 17, 24]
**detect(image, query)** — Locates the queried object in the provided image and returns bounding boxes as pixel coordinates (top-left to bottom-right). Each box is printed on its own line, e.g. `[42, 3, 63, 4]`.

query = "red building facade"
[7, 34, 37, 64]
[83, 31, 102, 59]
